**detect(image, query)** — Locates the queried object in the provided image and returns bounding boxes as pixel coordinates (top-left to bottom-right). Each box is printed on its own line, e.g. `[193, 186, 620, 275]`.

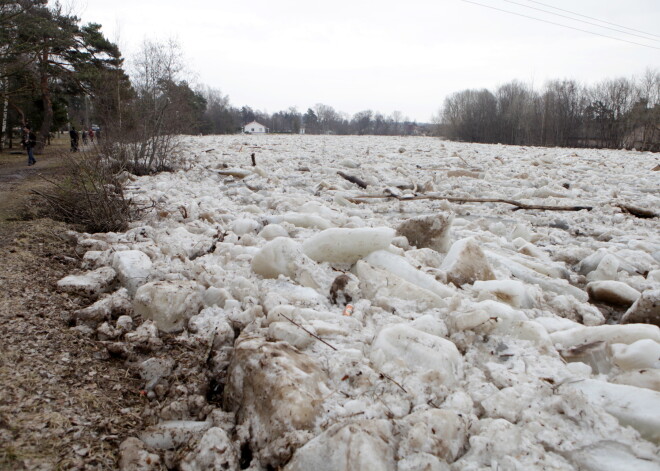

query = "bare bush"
[32, 151, 135, 233]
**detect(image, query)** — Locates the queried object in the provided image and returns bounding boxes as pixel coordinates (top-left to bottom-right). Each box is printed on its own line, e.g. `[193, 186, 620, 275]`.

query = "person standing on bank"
[23, 124, 37, 166]
[70, 126, 79, 152]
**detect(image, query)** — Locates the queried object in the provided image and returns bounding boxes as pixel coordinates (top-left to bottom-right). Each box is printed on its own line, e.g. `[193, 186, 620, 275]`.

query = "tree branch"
[347, 193, 593, 212]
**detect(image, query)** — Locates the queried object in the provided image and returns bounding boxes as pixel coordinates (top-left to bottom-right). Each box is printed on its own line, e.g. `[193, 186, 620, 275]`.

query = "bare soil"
[0, 141, 145, 470]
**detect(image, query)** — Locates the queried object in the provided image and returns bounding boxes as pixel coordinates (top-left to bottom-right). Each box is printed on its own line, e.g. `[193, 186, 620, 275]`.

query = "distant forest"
[220, 104, 427, 136]
[436, 72, 659, 151]
[1, 1, 657, 152]
[0, 0, 427, 154]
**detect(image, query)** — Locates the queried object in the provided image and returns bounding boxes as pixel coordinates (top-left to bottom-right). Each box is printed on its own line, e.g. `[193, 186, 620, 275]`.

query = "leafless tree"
[107, 39, 198, 173]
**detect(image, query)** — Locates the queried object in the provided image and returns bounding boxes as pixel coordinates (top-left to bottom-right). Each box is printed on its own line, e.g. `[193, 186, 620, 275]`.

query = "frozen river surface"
[60, 135, 660, 470]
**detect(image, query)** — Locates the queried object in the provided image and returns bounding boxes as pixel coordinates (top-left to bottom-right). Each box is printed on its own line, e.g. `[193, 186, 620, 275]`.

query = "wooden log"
[347, 193, 593, 212]
[617, 204, 658, 219]
[337, 171, 368, 189]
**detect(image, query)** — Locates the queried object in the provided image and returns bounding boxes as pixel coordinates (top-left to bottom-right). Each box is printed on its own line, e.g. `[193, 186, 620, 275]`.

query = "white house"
[243, 121, 268, 134]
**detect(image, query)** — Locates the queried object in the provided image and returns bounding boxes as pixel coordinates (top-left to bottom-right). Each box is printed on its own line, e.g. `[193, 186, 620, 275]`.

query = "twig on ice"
[279, 313, 338, 351]
[376, 369, 408, 393]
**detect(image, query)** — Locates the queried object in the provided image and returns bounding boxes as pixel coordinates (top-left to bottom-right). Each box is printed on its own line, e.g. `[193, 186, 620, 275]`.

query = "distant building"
[243, 121, 268, 134]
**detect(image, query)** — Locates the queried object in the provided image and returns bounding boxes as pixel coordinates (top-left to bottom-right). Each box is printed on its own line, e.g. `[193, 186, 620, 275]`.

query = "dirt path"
[0, 145, 145, 470]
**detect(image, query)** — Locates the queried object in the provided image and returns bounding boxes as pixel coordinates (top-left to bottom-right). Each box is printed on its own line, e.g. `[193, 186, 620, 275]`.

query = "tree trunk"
[37, 52, 53, 154]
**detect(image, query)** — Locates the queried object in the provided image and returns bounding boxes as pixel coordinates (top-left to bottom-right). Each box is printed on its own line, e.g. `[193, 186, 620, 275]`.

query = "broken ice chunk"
[586, 254, 620, 282]
[550, 324, 660, 349]
[370, 324, 463, 388]
[302, 227, 395, 264]
[566, 441, 660, 471]
[133, 280, 203, 333]
[258, 223, 289, 240]
[224, 336, 330, 468]
[587, 281, 641, 307]
[441, 238, 495, 287]
[365, 250, 455, 298]
[267, 321, 316, 349]
[111, 250, 152, 296]
[179, 427, 239, 471]
[398, 409, 467, 463]
[139, 420, 212, 450]
[74, 288, 132, 327]
[230, 218, 261, 236]
[251, 237, 328, 289]
[610, 339, 660, 370]
[621, 289, 660, 326]
[560, 341, 612, 374]
[285, 420, 396, 471]
[356, 261, 447, 310]
[57, 266, 117, 299]
[473, 280, 538, 309]
[396, 213, 453, 253]
[267, 212, 334, 230]
[565, 379, 660, 443]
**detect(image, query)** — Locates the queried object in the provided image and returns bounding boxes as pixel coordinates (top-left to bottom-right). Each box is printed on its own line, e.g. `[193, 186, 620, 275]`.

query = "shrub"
[32, 151, 135, 233]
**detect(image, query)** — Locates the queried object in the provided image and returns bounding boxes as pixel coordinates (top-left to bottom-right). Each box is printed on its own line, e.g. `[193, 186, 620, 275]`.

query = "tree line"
[219, 104, 428, 136]
[3, 1, 654, 157]
[436, 71, 659, 151]
[0, 0, 428, 159]
[0, 0, 213, 161]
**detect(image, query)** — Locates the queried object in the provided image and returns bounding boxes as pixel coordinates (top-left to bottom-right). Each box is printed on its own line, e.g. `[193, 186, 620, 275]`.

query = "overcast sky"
[77, 0, 659, 122]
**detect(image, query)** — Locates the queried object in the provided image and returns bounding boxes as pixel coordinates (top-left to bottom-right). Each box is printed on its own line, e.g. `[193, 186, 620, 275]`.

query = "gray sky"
[78, 0, 660, 122]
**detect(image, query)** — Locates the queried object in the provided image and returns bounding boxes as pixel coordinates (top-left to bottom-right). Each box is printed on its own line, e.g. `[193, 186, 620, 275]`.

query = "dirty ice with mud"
[58, 135, 660, 470]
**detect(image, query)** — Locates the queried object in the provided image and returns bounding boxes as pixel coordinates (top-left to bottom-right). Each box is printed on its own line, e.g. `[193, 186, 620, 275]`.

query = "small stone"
[116, 315, 134, 332]
[73, 445, 89, 457]
[139, 357, 175, 390]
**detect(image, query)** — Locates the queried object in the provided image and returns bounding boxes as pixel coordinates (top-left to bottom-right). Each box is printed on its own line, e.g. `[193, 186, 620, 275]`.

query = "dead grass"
[0, 136, 71, 223]
[0, 168, 146, 469]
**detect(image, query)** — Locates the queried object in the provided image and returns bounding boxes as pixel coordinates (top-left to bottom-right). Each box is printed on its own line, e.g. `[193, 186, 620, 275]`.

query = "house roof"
[244, 121, 265, 127]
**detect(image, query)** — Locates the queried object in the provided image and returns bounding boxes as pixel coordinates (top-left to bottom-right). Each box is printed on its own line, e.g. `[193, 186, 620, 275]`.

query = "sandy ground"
[0, 142, 146, 470]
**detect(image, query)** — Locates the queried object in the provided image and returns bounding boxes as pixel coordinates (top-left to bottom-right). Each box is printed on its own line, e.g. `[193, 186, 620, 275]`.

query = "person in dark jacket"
[23, 124, 37, 166]
[70, 126, 79, 152]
